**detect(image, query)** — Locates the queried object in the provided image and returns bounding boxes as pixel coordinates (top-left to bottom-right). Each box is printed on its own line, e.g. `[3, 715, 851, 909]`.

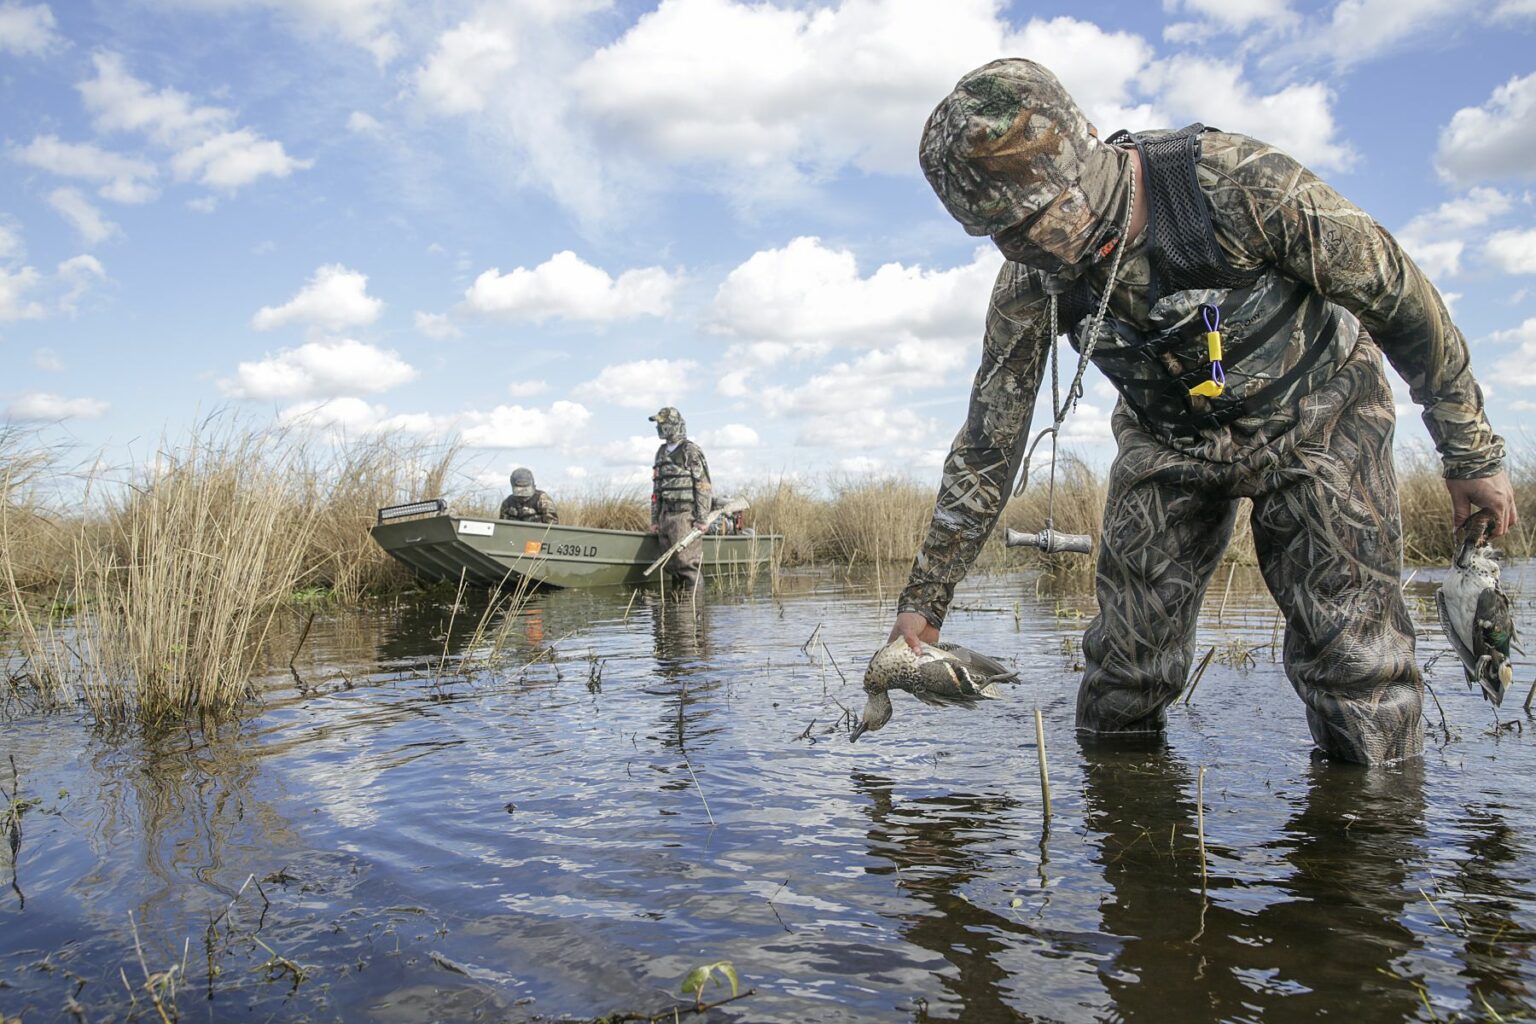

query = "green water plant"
[679, 960, 739, 1009]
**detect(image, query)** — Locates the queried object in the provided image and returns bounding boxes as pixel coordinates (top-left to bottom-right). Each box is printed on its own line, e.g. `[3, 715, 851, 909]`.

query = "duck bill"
[850, 720, 869, 743]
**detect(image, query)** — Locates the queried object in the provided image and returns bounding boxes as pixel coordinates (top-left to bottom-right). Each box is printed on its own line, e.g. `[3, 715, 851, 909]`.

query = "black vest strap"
[1134, 124, 1258, 302]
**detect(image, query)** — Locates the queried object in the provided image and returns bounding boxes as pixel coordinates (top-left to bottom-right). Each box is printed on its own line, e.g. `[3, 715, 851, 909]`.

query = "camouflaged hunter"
[650, 407, 713, 589]
[499, 467, 559, 525]
[900, 59, 1513, 764]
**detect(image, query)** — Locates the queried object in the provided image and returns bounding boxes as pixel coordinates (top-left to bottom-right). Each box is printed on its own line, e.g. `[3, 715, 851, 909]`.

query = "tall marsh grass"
[2, 424, 460, 725]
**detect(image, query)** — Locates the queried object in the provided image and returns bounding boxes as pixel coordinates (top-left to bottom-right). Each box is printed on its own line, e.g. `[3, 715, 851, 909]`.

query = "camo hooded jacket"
[900, 130, 1505, 628]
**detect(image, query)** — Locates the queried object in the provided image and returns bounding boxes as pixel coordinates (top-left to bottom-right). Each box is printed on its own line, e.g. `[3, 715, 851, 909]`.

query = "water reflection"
[1435, 803, 1536, 1015]
[852, 771, 1041, 1022]
[646, 595, 723, 787]
[1082, 751, 1429, 1022]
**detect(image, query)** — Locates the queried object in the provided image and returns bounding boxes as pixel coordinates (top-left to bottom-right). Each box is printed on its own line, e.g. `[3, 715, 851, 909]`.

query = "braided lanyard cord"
[1010, 162, 1135, 534]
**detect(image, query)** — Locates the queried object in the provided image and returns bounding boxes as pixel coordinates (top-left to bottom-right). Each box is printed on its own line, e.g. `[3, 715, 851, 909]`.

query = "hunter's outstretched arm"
[898, 263, 1053, 629]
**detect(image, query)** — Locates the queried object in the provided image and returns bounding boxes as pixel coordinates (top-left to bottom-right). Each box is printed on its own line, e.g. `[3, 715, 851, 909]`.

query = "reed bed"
[1, 424, 463, 725]
[296, 437, 461, 602]
[561, 486, 652, 532]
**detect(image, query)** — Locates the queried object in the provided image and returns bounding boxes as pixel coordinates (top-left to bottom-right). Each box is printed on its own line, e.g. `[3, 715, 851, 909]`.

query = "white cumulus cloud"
[274, 397, 446, 436]
[222, 338, 415, 400]
[1163, 0, 1295, 32]
[169, 128, 311, 190]
[463, 250, 677, 323]
[347, 111, 384, 136]
[57, 253, 106, 313]
[459, 400, 592, 449]
[699, 423, 759, 448]
[413, 20, 518, 115]
[576, 359, 699, 410]
[0, 2, 60, 55]
[712, 237, 994, 347]
[414, 310, 460, 339]
[1490, 317, 1536, 385]
[573, 1, 1152, 179]
[0, 265, 45, 321]
[77, 52, 311, 194]
[1485, 228, 1536, 275]
[1437, 71, 1536, 184]
[1145, 56, 1354, 171]
[506, 378, 548, 398]
[7, 392, 109, 421]
[1396, 188, 1516, 279]
[253, 264, 383, 332]
[0, 220, 24, 262]
[151, 0, 401, 65]
[12, 135, 159, 204]
[47, 188, 118, 247]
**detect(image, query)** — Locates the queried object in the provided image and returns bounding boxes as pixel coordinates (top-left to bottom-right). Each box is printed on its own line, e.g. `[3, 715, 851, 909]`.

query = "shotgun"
[643, 497, 750, 576]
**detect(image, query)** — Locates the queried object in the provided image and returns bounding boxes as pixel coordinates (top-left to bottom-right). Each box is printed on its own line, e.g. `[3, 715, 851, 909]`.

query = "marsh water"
[3, 563, 1535, 1023]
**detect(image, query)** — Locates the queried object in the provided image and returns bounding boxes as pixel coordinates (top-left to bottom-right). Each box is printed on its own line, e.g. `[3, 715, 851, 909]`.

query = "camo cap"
[919, 59, 1121, 252]
[649, 407, 683, 425]
[510, 467, 535, 487]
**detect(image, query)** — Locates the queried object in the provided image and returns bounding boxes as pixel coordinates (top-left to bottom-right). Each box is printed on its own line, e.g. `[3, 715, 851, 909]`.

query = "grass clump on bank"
[2, 423, 459, 725]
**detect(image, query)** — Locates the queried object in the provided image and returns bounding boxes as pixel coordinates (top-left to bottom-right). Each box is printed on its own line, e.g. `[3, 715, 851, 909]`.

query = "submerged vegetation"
[1, 421, 1531, 724]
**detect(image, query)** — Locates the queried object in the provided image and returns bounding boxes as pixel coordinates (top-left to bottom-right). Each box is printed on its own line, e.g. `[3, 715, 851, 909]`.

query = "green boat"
[370, 499, 782, 589]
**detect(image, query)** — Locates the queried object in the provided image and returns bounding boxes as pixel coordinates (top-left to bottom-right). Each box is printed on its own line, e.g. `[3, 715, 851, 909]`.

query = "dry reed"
[1, 423, 466, 724]
[296, 436, 461, 602]
[561, 485, 652, 532]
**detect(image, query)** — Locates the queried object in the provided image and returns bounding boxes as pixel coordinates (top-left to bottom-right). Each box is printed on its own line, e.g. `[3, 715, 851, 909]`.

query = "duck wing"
[1437, 586, 1479, 683]
[909, 654, 1005, 707]
[1472, 585, 1515, 705]
[935, 642, 1018, 684]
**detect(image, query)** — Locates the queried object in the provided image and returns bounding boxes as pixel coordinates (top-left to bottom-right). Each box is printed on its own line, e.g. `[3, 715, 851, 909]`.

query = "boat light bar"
[377, 498, 448, 523]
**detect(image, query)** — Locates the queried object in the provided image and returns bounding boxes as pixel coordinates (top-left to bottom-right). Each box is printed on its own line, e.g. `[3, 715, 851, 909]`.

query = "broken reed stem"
[288, 610, 315, 671]
[1196, 766, 1209, 889]
[622, 587, 639, 623]
[433, 569, 468, 686]
[1418, 887, 1456, 933]
[1216, 562, 1237, 624]
[680, 751, 716, 828]
[1524, 677, 1535, 714]
[1034, 708, 1052, 821]
[1183, 646, 1217, 706]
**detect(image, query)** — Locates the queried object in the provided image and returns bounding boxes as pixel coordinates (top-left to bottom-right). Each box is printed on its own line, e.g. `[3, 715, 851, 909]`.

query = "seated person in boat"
[706, 496, 743, 535]
[499, 467, 559, 524]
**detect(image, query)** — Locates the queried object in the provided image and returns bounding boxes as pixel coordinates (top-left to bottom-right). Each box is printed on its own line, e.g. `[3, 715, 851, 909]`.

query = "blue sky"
[2, 0, 1535, 496]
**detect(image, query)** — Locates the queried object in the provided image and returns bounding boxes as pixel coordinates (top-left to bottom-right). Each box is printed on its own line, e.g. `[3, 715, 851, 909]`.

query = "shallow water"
[3, 563, 1535, 1023]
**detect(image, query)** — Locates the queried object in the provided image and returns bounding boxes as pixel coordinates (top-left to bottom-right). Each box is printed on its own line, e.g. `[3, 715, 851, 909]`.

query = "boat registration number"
[522, 541, 598, 557]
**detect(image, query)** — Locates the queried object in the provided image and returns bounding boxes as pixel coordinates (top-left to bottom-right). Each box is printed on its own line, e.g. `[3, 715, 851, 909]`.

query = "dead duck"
[851, 638, 1018, 741]
[1437, 509, 1517, 705]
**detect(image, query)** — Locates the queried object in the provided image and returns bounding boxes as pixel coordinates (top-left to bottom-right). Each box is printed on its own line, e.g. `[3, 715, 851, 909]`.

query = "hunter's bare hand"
[889, 611, 939, 653]
[1446, 471, 1519, 538]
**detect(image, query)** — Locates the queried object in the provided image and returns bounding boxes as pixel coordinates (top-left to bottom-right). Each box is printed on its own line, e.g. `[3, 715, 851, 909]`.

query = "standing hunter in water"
[892, 59, 1518, 764]
[650, 407, 713, 592]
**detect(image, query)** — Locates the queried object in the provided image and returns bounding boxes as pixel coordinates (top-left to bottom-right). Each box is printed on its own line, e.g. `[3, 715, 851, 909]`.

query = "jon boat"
[369, 499, 782, 589]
